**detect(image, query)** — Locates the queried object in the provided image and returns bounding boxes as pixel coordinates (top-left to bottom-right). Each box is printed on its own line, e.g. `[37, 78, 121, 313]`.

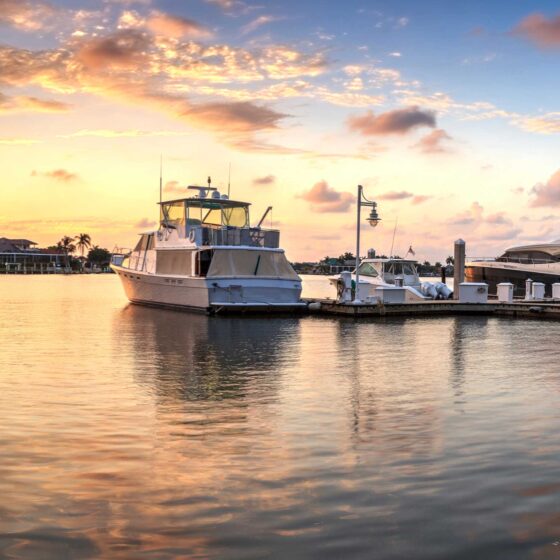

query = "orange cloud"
[530, 169, 560, 207]
[31, 169, 79, 182]
[164, 180, 186, 194]
[253, 175, 276, 185]
[413, 128, 453, 153]
[298, 181, 354, 213]
[0, 92, 72, 113]
[512, 13, 560, 49]
[378, 191, 414, 201]
[0, 0, 57, 32]
[411, 195, 432, 205]
[146, 11, 211, 38]
[76, 29, 150, 69]
[185, 100, 287, 132]
[348, 106, 436, 135]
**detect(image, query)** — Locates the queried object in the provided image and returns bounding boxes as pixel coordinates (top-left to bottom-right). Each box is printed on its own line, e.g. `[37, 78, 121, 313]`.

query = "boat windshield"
[385, 262, 417, 276]
[161, 199, 250, 231]
[358, 262, 379, 277]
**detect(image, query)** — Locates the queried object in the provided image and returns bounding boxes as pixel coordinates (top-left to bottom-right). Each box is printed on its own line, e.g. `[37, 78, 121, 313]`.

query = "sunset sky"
[2, 0, 560, 262]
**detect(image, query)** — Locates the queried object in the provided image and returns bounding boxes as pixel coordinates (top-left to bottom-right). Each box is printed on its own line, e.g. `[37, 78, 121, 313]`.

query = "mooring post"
[453, 239, 465, 300]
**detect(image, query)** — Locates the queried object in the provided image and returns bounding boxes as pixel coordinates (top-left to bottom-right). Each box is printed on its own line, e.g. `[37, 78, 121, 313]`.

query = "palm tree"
[75, 233, 92, 258]
[446, 256, 454, 266]
[57, 236, 76, 269]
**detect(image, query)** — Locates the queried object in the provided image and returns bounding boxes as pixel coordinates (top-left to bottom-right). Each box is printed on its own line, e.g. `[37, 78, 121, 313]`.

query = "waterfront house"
[0, 237, 66, 273]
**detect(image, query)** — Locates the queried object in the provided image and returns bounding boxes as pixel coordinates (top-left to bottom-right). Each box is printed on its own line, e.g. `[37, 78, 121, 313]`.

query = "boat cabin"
[356, 258, 420, 287]
[498, 244, 560, 264]
[159, 188, 279, 248]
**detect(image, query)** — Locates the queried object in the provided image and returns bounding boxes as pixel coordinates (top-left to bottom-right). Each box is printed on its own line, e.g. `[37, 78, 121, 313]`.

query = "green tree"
[75, 233, 92, 258]
[446, 256, 454, 265]
[339, 252, 355, 262]
[57, 236, 76, 268]
[87, 246, 111, 268]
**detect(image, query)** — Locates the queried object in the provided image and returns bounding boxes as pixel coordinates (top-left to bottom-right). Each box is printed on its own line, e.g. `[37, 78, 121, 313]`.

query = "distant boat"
[111, 181, 304, 313]
[466, 243, 560, 296]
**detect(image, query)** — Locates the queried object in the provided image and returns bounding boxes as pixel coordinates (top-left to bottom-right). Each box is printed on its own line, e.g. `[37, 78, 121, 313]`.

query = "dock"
[306, 299, 560, 320]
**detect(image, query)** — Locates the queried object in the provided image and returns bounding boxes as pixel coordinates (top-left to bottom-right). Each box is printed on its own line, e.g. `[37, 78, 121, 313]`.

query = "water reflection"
[115, 304, 301, 403]
[5, 276, 560, 558]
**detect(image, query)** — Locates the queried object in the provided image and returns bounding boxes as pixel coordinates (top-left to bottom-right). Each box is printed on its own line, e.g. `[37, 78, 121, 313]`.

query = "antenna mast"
[227, 162, 231, 198]
[159, 154, 163, 205]
[390, 217, 398, 257]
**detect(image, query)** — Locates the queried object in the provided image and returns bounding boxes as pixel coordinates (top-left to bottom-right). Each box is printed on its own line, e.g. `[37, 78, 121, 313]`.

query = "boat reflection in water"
[116, 304, 300, 404]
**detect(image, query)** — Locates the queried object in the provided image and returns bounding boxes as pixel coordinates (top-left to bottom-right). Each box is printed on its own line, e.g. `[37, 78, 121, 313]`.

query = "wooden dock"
[306, 299, 560, 320]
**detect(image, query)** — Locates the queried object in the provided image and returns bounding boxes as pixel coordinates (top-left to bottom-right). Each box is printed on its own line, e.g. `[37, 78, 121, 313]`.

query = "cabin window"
[133, 234, 149, 252]
[385, 263, 402, 276]
[358, 263, 379, 277]
[202, 208, 223, 226]
[161, 201, 185, 230]
[146, 234, 155, 250]
[156, 250, 193, 275]
[402, 263, 416, 275]
[207, 249, 299, 279]
[222, 206, 248, 227]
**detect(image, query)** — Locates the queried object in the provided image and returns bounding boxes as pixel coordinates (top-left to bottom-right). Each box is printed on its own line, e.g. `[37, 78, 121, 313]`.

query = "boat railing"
[467, 256, 559, 265]
[200, 226, 280, 248]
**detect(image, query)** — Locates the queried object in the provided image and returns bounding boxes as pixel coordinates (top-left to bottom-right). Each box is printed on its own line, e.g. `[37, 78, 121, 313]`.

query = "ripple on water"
[2, 276, 560, 558]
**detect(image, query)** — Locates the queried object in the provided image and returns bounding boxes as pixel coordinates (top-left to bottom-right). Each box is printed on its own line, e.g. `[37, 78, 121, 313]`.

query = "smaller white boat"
[329, 257, 452, 302]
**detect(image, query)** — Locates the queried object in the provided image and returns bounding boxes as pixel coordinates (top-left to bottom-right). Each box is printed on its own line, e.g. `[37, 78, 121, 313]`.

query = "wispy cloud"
[297, 181, 354, 213]
[0, 0, 58, 31]
[413, 128, 453, 154]
[146, 11, 211, 38]
[253, 174, 276, 185]
[0, 92, 72, 114]
[530, 169, 560, 207]
[378, 191, 414, 201]
[348, 106, 436, 135]
[31, 169, 79, 182]
[411, 195, 432, 205]
[512, 12, 560, 49]
[241, 15, 283, 35]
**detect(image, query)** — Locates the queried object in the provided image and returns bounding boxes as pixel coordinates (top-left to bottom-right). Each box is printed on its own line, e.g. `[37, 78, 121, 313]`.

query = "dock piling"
[453, 239, 465, 300]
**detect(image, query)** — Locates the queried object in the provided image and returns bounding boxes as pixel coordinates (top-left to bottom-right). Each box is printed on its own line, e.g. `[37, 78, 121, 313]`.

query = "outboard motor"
[421, 282, 438, 299]
[434, 282, 453, 300]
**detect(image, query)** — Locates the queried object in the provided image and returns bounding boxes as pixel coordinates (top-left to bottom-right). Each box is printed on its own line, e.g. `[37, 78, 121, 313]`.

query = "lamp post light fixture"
[354, 184, 381, 304]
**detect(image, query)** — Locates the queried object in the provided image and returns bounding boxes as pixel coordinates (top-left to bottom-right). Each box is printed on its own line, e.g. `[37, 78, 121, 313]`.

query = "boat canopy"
[501, 243, 560, 262]
[207, 249, 299, 280]
[160, 198, 250, 231]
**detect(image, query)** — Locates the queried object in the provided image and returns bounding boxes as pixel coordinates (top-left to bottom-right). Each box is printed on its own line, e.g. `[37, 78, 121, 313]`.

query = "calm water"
[2, 275, 560, 559]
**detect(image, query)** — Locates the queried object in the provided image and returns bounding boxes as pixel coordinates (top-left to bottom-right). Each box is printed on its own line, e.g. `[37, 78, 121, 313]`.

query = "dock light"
[367, 202, 381, 228]
[353, 185, 381, 304]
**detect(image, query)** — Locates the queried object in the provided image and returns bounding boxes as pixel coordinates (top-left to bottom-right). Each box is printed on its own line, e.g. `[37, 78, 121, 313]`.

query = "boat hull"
[111, 265, 304, 313]
[465, 263, 560, 297]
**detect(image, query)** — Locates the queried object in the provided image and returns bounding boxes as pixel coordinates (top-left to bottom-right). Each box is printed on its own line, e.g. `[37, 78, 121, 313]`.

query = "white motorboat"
[111, 181, 304, 313]
[329, 257, 452, 302]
